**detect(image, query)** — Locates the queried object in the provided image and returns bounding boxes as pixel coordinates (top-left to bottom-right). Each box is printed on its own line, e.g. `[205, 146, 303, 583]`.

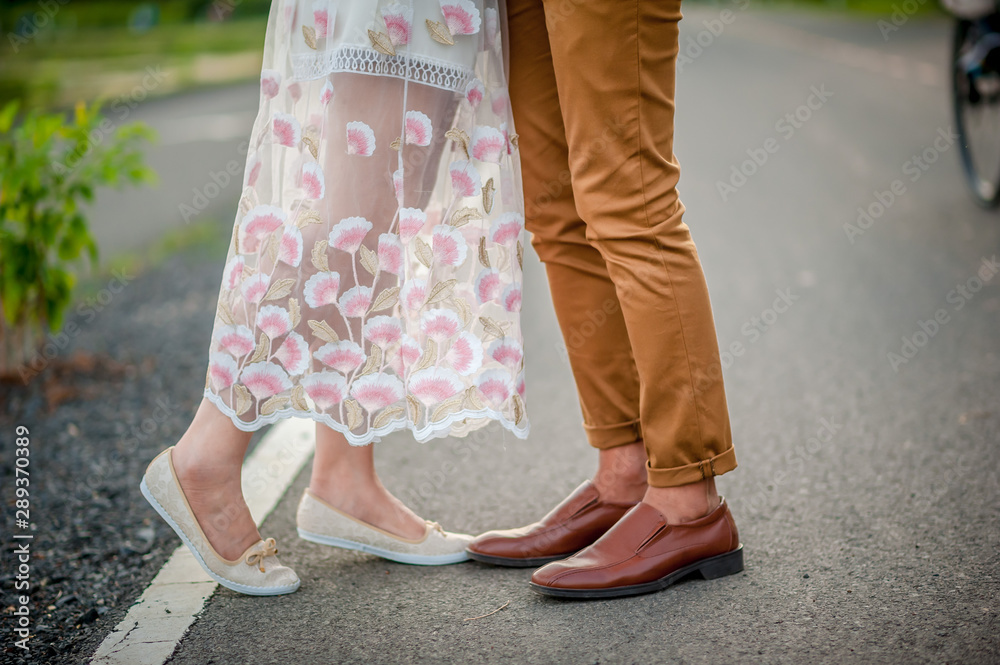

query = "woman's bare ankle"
[309, 478, 426, 540]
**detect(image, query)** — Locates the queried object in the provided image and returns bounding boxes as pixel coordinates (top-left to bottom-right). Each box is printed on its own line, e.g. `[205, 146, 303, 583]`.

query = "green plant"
[0, 99, 156, 380]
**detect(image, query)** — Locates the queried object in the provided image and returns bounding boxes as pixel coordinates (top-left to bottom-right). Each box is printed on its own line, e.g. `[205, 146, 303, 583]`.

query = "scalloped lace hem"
[290, 45, 475, 92]
[204, 389, 529, 445]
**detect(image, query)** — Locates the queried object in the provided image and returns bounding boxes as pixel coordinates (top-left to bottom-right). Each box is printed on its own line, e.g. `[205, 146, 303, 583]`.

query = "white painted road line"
[89, 417, 315, 665]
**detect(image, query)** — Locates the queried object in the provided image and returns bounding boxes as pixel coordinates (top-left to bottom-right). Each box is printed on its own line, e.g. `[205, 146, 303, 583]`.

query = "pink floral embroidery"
[256, 305, 293, 339]
[400, 279, 427, 311]
[222, 256, 245, 290]
[313, 1, 330, 37]
[239, 205, 286, 253]
[346, 121, 376, 156]
[382, 3, 413, 46]
[217, 325, 255, 357]
[488, 338, 523, 369]
[351, 373, 405, 412]
[240, 362, 292, 400]
[338, 285, 373, 317]
[320, 79, 335, 106]
[275, 331, 310, 375]
[392, 167, 404, 204]
[398, 208, 426, 243]
[244, 152, 262, 188]
[400, 335, 422, 367]
[278, 225, 303, 267]
[420, 308, 461, 341]
[502, 284, 522, 312]
[261, 69, 282, 99]
[474, 269, 501, 304]
[287, 82, 303, 102]
[272, 112, 302, 147]
[491, 90, 508, 116]
[432, 224, 468, 267]
[440, 0, 481, 35]
[241, 273, 270, 304]
[301, 162, 325, 199]
[465, 79, 484, 108]
[303, 271, 341, 308]
[449, 160, 482, 197]
[329, 216, 373, 253]
[208, 353, 239, 391]
[408, 367, 463, 405]
[471, 126, 505, 163]
[377, 233, 403, 274]
[445, 331, 483, 376]
[489, 212, 524, 246]
[315, 340, 365, 373]
[404, 110, 433, 146]
[476, 369, 512, 406]
[484, 7, 499, 48]
[300, 371, 348, 409]
[363, 315, 403, 347]
[516, 373, 526, 398]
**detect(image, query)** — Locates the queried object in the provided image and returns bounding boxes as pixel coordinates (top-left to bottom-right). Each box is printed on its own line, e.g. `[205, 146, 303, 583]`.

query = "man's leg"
[541, 0, 736, 497]
[528, 0, 742, 597]
[466, 0, 652, 567]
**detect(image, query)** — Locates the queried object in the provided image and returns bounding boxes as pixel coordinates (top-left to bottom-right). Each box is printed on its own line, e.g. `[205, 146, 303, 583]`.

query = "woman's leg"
[171, 398, 261, 560]
[302, 77, 459, 540]
[308, 425, 425, 539]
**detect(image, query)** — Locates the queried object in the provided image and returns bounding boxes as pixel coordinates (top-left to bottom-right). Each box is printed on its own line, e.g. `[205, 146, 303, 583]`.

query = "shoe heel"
[697, 546, 743, 580]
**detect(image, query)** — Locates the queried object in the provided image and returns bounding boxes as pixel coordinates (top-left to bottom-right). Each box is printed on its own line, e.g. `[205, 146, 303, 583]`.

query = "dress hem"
[203, 388, 529, 445]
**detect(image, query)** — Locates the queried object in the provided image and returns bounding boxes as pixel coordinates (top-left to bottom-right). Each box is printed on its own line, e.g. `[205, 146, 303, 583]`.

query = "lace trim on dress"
[290, 45, 475, 92]
[203, 388, 529, 445]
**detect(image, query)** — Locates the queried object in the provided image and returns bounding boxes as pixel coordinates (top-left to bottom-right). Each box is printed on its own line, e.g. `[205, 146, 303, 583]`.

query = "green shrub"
[0, 99, 156, 380]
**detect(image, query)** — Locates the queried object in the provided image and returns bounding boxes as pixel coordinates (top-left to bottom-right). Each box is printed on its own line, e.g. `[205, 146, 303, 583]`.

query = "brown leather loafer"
[466, 480, 638, 567]
[529, 497, 743, 598]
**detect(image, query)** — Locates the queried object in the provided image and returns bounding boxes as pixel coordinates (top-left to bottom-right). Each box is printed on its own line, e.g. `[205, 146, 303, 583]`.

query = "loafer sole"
[466, 549, 577, 568]
[297, 528, 469, 566]
[529, 545, 744, 599]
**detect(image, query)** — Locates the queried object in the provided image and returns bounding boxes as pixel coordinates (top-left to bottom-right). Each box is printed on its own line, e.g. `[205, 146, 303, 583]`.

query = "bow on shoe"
[245, 537, 279, 573]
[426, 521, 445, 535]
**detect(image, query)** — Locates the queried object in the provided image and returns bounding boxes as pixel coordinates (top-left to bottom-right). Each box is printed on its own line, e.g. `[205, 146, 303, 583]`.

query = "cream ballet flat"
[140, 447, 301, 596]
[296, 489, 472, 565]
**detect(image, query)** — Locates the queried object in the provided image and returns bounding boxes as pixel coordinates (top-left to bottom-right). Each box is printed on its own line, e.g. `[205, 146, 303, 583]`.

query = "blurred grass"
[1, 18, 268, 110]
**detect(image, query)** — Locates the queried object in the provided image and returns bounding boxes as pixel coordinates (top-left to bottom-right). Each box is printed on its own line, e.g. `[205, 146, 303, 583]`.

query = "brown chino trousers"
[506, 0, 737, 487]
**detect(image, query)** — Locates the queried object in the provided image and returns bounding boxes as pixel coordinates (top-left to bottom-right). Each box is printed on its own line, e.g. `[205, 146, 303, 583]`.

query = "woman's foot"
[168, 398, 262, 562]
[171, 448, 263, 561]
[307, 474, 427, 541]
[310, 424, 429, 540]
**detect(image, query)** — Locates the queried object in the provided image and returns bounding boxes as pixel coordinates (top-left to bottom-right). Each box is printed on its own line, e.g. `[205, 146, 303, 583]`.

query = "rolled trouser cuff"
[646, 445, 738, 488]
[584, 418, 643, 450]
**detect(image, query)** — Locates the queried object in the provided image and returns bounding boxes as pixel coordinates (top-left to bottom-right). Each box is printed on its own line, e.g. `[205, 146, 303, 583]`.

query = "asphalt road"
[88, 6, 999, 664]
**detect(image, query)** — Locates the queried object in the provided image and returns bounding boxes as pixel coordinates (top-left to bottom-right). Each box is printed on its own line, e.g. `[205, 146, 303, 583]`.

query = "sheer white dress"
[203, 0, 528, 444]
